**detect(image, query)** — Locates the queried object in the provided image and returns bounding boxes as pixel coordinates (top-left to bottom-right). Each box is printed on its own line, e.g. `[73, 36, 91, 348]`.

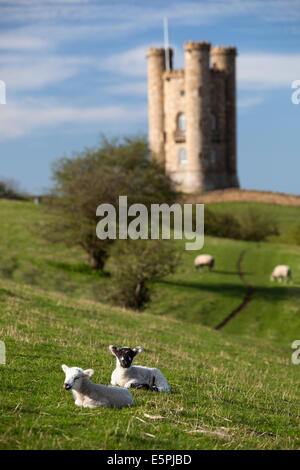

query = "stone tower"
[147, 41, 239, 193]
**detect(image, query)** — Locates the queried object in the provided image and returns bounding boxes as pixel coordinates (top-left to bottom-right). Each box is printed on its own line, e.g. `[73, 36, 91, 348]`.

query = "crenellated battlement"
[211, 46, 237, 56]
[147, 47, 165, 57]
[184, 41, 211, 51]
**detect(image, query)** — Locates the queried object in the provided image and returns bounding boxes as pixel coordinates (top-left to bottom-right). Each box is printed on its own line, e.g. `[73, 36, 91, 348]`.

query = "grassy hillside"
[151, 238, 300, 343]
[1, 279, 299, 450]
[0, 200, 300, 343]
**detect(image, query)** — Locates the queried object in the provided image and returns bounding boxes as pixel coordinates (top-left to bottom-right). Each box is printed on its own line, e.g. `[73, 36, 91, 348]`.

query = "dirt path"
[214, 250, 255, 330]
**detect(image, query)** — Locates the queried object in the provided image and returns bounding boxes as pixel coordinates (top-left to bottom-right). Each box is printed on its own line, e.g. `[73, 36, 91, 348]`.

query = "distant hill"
[183, 188, 300, 206]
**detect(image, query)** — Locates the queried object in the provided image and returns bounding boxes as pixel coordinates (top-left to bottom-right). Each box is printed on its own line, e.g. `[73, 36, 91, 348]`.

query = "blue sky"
[0, 0, 299, 194]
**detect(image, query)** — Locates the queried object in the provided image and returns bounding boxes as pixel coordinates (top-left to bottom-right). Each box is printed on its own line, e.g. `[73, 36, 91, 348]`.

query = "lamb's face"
[109, 345, 143, 369]
[61, 364, 94, 390]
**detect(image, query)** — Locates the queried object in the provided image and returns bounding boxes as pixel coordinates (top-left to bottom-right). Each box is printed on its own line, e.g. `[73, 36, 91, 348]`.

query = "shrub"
[238, 208, 279, 242]
[0, 179, 25, 200]
[202, 207, 279, 242]
[204, 208, 241, 239]
[106, 239, 179, 310]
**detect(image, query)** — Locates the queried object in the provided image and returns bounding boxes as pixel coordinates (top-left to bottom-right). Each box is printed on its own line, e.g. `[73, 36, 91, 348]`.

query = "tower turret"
[211, 46, 239, 187]
[147, 47, 173, 164]
[184, 41, 211, 192]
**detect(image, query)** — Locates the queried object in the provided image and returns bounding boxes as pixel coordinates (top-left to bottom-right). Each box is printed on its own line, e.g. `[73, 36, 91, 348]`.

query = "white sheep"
[61, 364, 134, 408]
[194, 254, 215, 271]
[270, 265, 292, 283]
[109, 346, 170, 393]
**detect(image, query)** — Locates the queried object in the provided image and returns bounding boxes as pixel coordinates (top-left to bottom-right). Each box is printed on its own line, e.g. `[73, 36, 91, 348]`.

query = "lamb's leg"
[128, 382, 151, 390]
[124, 380, 140, 389]
[124, 381, 158, 391]
[153, 370, 170, 392]
[150, 385, 159, 392]
[72, 390, 83, 406]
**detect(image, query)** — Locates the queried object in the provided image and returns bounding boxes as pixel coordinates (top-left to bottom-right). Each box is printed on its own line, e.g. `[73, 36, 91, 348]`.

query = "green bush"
[106, 239, 179, 310]
[238, 208, 279, 242]
[204, 208, 242, 239]
[203, 207, 279, 242]
[0, 179, 25, 200]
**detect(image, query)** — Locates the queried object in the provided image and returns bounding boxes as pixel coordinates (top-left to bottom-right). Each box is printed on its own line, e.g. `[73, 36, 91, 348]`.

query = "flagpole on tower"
[163, 17, 170, 71]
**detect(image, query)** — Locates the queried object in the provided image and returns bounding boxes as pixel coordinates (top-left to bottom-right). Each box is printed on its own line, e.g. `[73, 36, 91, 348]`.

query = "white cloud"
[104, 81, 147, 96]
[0, 55, 91, 91]
[100, 44, 183, 77]
[0, 100, 146, 140]
[238, 95, 264, 108]
[1, 1, 299, 26]
[238, 54, 300, 89]
[100, 46, 149, 77]
[0, 33, 50, 50]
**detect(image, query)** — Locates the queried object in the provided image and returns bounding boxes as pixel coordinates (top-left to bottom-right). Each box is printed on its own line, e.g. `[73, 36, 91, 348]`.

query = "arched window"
[210, 150, 217, 164]
[177, 113, 186, 131]
[211, 114, 217, 130]
[179, 148, 187, 164]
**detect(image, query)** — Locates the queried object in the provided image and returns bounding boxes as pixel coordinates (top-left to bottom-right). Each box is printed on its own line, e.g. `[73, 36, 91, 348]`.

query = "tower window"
[210, 150, 217, 164]
[179, 148, 187, 164]
[177, 113, 186, 131]
[211, 114, 217, 130]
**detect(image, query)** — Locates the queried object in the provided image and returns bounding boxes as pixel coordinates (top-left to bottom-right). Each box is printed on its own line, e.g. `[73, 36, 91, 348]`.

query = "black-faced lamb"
[61, 364, 134, 408]
[109, 346, 170, 392]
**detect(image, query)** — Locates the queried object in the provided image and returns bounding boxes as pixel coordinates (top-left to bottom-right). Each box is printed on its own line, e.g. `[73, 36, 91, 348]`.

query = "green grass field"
[0, 199, 300, 449]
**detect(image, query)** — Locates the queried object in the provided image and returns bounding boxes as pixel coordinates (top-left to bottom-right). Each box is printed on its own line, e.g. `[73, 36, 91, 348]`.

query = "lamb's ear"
[109, 345, 118, 356]
[133, 346, 143, 356]
[84, 369, 94, 377]
[61, 364, 69, 373]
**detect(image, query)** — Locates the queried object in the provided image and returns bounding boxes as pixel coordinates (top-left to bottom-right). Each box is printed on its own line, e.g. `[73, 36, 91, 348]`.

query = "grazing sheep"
[270, 265, 292, 283]
[109, 346, 170, 392]
[194, 254, 215, 271]
[61, 364, 134, 408]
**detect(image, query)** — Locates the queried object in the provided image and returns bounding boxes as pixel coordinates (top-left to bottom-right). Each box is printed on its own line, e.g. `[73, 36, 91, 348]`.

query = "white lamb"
[270, 265, 292, 283]
[194, 254, 215, 271]
[109, 346, 170, 393]
[61, 364, 134, 408]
